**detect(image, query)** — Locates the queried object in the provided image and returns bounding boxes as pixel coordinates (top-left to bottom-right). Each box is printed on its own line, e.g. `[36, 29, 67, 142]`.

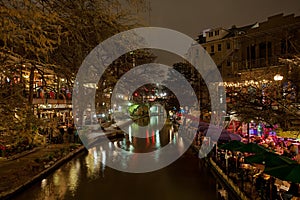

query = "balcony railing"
[32, 98, 72, 105]
[238, 56, 282, 70]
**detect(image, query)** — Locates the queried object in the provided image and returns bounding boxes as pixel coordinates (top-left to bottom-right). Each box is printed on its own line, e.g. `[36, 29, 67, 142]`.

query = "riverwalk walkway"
[193, 144, 260, 200]
[0, 144, 85, 199]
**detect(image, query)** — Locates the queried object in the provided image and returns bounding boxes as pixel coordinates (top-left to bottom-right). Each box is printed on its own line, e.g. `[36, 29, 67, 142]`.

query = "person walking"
[67, 124, 74, 143]
[59, 126, 65, 143]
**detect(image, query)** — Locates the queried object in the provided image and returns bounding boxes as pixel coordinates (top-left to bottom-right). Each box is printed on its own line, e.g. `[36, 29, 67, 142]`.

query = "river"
[12, 116, 238, 200]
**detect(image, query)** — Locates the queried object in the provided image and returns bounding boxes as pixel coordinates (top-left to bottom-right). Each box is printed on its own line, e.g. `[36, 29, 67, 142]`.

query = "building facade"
[186, 13, 300, 127]
[197, 13, 300, 82]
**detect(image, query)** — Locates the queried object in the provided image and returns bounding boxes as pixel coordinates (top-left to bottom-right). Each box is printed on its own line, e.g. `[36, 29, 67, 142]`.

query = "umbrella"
[218, 131, 242, 141]
[244, 152, 297, 168]
[204, 129, 242, 141]
[218, 140, 245, 151]
[264, 164, 300, 183]
[236, 143, 267, 154]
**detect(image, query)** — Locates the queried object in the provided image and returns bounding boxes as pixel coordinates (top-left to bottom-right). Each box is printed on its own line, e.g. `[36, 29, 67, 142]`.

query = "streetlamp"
[274, 74, 283, 81]
[274, 74, 283, 99]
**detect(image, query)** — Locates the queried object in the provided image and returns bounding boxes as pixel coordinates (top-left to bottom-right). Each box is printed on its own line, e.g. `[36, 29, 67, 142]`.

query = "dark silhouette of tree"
[0, 0, 148, 145]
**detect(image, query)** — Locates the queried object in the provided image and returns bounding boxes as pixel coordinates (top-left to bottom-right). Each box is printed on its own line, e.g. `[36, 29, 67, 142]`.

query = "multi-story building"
[196, 13, 300, 82]
[0, 63, 73, 123]
[186, 13, 300, 127]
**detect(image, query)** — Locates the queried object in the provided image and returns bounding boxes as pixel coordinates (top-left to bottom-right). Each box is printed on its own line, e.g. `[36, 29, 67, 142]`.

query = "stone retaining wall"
[0, 146, 86, 200]
[207, 157, 250, 200]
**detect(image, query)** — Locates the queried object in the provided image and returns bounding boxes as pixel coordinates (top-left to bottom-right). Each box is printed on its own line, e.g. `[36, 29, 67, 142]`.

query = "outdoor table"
[263, 174, 270, 180]
[275, 179, 290, 192]
[241, 163, 251, 169]
[279, 185, 289, 191]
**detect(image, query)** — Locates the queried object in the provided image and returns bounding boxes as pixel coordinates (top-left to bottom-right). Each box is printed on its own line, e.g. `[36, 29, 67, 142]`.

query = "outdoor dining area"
[217, 140, 300, 200]
[189, 116, 300, 199]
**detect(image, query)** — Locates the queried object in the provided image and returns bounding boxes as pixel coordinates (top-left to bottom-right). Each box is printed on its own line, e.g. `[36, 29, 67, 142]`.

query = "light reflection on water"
[68, 159, 80, 195]
[12, 116, 233, 200]
[82, 115, 175, 178]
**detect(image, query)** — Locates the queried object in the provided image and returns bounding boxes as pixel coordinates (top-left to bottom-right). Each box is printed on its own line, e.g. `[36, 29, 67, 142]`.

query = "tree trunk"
[28, 66, 34, 107]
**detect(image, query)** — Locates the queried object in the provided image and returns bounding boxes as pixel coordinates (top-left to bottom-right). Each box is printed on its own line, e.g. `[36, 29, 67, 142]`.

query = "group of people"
[190, 121, 300, 199]
[246, 135, 300, 163]
[215, 148, 300, 200]
[46, 123, 79, 144]
[36, 86, 72, 100]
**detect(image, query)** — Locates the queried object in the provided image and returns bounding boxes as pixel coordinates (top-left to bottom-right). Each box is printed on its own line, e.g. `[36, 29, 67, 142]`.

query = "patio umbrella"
[244, 152, 297, 168]
[264, 164, 300, 183]
[204, 129, 242, 141]
[236, 143, 267, 154]
[218, 131, 242, 141]
[218, 140, 245, 151]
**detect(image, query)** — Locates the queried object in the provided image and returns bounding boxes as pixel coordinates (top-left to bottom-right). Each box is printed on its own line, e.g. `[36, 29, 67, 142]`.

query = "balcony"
[32, 98, 72, 105]
[238, 56, 282, 70]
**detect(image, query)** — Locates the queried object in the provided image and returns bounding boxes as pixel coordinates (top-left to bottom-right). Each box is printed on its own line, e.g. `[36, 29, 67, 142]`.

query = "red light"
[134, 92, 138, 97]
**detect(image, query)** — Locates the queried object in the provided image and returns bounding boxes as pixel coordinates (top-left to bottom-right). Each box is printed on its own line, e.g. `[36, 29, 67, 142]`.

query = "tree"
[226, 65, 300, 131]
[0, 0, 65, 146]
[41, 0, 150, 126]
[43, 0, 147, 83]
[95, 49, 156, 115]
[170, 62, 211, 117]
[0, 0, 148, 145]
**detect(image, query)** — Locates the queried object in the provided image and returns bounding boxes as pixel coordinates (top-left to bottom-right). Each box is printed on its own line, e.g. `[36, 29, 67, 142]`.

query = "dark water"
[12, 116, 237, 200]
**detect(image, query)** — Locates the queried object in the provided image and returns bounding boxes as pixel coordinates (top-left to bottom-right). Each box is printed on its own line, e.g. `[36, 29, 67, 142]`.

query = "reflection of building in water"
[85, 147, 102, 179]
[69, 159, 81, 195]
[150, 104, 166, 116]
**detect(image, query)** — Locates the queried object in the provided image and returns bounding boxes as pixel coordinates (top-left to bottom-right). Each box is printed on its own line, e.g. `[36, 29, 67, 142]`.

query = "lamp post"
[274, 73, 284, 128]
[274, 74, 283, 98]
[274, 74, 283, 81]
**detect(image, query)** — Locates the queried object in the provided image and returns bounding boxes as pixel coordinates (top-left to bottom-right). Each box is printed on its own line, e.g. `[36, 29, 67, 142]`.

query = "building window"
[211, 45, 214, 53]
[218, 44, 222, 51]
[259, 42, 266, 59]
[226, 42, 231, 49]
[267, 42, 272, 57]
[208, 32, 213, 37]
[215, 30, 219, 36]
[227, 60, 231, 66]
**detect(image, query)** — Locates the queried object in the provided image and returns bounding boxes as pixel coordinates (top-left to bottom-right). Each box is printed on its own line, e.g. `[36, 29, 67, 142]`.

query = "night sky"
[138, 0, 300, 64]
[143, 0, 300, 38]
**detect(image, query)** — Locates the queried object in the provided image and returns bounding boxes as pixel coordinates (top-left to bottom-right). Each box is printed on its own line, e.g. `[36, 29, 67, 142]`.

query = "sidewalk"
[193, 144, 255, 200]
[0, 143, 85, 199]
